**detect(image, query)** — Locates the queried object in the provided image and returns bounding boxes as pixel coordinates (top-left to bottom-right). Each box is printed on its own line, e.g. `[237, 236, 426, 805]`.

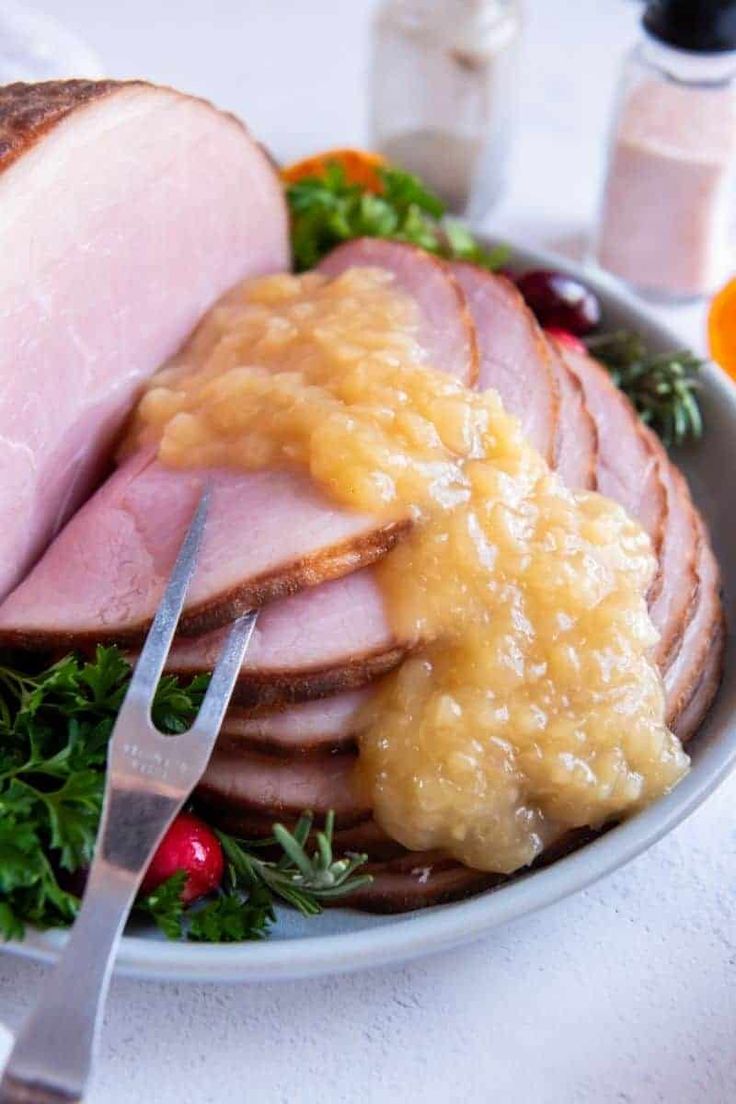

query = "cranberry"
[141, 812, 224, 903]
[516, 270, 601, 336]
[544, 327, 587, 355]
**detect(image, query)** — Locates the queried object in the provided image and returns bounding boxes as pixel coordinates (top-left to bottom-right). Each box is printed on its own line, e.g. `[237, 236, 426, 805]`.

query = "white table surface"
[1, 2, 733, 1101]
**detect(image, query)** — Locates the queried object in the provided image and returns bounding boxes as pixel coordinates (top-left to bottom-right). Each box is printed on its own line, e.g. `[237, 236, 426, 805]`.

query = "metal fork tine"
[125, 484, 211, 710]
[189, 610, 258, 737]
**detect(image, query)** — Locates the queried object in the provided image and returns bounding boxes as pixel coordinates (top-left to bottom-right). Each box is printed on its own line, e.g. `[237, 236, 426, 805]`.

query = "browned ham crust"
[0, 79, 119, 168]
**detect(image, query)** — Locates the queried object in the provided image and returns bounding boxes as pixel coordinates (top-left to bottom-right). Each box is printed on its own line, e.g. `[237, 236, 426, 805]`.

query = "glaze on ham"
[318, 239, 479, 386]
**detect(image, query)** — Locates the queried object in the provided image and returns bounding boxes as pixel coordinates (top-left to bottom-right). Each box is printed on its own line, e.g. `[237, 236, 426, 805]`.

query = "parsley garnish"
[0, 647, 208, 940]
[286, 163, 509, 272]
[0, 647, 370, 943]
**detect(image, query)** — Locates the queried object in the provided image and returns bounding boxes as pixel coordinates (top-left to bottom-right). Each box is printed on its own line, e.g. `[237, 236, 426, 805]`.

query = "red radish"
[544, 327, 587, 354]
[141, 812, 224, 903]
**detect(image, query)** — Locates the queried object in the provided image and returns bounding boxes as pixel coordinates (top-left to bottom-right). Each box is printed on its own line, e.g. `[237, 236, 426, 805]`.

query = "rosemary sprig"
[138, 811, 372, 942]
[585, 330, 704, 448]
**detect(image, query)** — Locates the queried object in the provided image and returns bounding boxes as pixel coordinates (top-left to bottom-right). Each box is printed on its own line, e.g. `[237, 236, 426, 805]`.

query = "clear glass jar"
[370, 0, 521, 219]
[593, 35, 736, 302]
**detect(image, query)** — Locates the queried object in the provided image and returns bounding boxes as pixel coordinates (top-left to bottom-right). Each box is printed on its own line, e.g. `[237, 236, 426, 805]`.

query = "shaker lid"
[643, 0, 736, 53]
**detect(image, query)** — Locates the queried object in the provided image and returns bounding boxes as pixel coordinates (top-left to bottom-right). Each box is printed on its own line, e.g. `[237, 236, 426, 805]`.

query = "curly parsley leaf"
[286, 162, 508, 272]
[0, 646, 371, 944]
[0, 647, 207, 941]
[137, 871, 188, 940]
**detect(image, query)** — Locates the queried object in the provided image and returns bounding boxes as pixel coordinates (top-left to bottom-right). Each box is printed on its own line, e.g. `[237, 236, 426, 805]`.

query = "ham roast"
[0, 80, 724, 916]
[0, 80, 288, 601]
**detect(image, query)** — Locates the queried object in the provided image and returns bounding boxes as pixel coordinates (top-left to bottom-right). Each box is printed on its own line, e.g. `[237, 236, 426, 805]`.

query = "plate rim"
[4, 239, 735, 983]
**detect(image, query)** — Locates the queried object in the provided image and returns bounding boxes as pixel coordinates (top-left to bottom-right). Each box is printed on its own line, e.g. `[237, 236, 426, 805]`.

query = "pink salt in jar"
[594, 0, 736, 302]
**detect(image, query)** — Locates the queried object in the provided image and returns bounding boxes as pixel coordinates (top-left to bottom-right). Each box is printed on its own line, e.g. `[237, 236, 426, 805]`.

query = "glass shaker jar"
[593, 0, 736, 302]
[369, 0, 521, 219]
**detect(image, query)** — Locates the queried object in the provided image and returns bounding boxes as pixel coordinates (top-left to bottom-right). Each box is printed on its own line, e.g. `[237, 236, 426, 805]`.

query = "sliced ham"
[547, 346, 599, 490]
[0, 79, 288, 601]
[0, 457, 409, 648]
[665, 513, 724, 737]
[673, 615, 726, 744]
[344, 854, 497, 913]
[197, 747, 370, 825]
[450, 263, 560, 466]
[560, 345, 667, 565]
[645, 441, 700, 670]
[165, 568, 410, 707]
[318, 239, 479, 386]
[220, 689, 368, 755]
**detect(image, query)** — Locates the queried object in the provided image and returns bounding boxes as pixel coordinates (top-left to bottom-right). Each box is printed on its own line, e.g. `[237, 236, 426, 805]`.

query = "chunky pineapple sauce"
[132, 268, 689, 873]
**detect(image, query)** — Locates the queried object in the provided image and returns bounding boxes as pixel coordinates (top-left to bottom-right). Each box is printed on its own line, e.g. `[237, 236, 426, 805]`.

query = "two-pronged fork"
[0, 487, 257, 1104]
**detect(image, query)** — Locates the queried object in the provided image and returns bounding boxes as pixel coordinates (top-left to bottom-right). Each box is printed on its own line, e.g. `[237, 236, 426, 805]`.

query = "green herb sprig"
[137, 812, 372, 943]
[0, 646, 370, 943]
[0, 647, 208, 940]
[585, 330, 705, 448]
[286, 163, 509, 273]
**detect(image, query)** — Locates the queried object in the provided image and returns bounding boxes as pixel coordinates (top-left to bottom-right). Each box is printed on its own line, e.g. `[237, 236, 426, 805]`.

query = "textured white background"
[1, 2, 734, 1101]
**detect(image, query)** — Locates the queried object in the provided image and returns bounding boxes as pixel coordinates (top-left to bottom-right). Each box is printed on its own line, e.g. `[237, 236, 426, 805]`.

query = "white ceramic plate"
[4, 242, 735, 982]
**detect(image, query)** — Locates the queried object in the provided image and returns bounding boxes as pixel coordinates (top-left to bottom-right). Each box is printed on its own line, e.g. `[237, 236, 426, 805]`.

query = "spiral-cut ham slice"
[560, 345, 667, 564]
[0, 79, 288, 601]
[318, 239, 479, 386]
[557, 345, 712, 683]
[665, 512, 724, 738]
[449, 264, 560, 464]
[0, 457, 409, 648]
[220, 690, 368, 755]
[165, 568, 409, 707]
[197, 747, 369, 825]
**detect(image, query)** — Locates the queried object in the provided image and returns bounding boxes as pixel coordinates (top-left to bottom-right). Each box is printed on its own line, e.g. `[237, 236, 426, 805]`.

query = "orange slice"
[281, 148, 387, 192]
[708, 277, 736, 381]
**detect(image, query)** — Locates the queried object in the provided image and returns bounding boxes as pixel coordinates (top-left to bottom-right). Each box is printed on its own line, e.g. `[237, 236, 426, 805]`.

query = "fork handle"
[0, 790, 182, 1104]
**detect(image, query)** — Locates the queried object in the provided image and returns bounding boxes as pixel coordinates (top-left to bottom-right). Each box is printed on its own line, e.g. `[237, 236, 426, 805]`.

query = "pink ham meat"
[547, 349, 599, 490]
[165, 568, 409, 707]
[665, 513, 724, 738]
[0, 456, 409, 647]
[0, 79, 288, 601]
[220, 689, 368, 756]
[197, 748, 370, 825]
[558, 344, 702, 671]
[644, 438, 700, 670]
[318, 239, 479, 386]
[560, 345, 667, 564]
[450, 263, 561, 468]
